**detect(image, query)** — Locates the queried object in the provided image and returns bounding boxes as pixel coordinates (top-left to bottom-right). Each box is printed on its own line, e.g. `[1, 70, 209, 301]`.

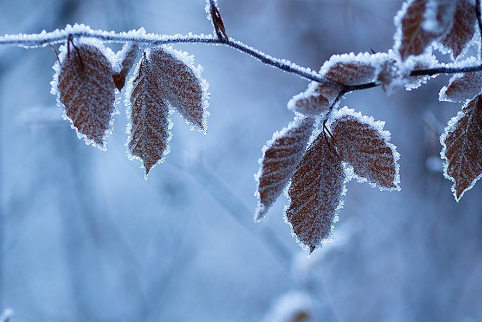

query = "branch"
[0, 24, 340, 86]
[1, 24, 482, 95]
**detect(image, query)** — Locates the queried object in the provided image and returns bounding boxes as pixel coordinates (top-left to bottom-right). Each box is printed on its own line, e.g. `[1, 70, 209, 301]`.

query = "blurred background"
[0, 0, 481, 321]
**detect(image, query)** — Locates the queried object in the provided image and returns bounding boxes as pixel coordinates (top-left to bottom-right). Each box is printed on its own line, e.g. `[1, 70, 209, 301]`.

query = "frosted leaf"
[53, 40, 117, 150]
[286, 131, 345, 253]
[125, 50, 172, 177]
[394, 0, 452, 60]
[113, 43, 139, 90]
[406, 53, 439, 90]
[423, 0, 457, 34]
[375, 53, 407, 94]
[437, 0, 476, 59]
[255, 116, 315, 221]
[151, 46, 209, 133]
[376, 51, 437, 93]
[261, 292, 314, 322]
[440, 71, 482, 103]
[288, 81, 340, 116]
[320, 52, 378, 86]
[441, 95, 482, 201]
[331, 107, 400, 190]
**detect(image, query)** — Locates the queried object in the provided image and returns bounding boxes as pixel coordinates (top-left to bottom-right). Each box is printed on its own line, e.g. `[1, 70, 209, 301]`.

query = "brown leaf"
[406, 56, 436, 90]
[55, 42, 116, 150]
[439, 0, 476, 59]
[289, 82, 341, 116]
[442, 95, 482, 200]
[376, 53, 437, 93]
[151, 46, 208, 132]
[396, 0, 453, 60]
[331, 108, 400, 190]
[440, 68, 482, 103]
[255, 117, 315, 221]
[126, 51, 171, 176]
[113, 43, 139, 90]
[286, 131, 345, 253]
[322, 53, 377, 86]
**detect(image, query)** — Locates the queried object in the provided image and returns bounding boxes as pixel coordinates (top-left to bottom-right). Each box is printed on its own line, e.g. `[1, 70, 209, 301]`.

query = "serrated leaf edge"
[330, 106, 401, 191]
[440, 107, 482, 201]
[124, 49, 174, 179]
[50, 38, 120, 151]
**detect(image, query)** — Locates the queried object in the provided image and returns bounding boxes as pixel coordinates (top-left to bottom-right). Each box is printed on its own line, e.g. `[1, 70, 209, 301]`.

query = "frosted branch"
[1, 24, 482, 95]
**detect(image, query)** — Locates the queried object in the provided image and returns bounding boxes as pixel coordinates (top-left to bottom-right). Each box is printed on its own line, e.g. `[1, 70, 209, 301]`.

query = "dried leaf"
[440, 70, 482, 103]
[376, 57, 405, 94]
[395, 0, 453, 60]
[126, 50, 172, 176]
[151, 46, 209, 132]
[288, 82, 341, 116]
[255, 117, 315, 221]
[405, 54, 438, 90]
[441, 95, 482, 201]
[286, 131, 345, 253]
[439, 0, 476, 59]
[376, 51, 437, 93]
[331, 108, 400, 190]
[54, 41, 116, 150]
[322, 52, 377, 86]
[113, 43, 139, 90]
[423, 0, 457, 34]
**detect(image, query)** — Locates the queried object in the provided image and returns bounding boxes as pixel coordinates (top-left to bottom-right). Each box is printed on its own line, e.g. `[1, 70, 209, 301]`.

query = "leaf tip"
[254, 204, 267, 222]
[309, 245, 316, 254]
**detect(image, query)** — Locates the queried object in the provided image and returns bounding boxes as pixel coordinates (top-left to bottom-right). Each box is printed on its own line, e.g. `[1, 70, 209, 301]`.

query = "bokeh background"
[0, 0, 481, 321]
